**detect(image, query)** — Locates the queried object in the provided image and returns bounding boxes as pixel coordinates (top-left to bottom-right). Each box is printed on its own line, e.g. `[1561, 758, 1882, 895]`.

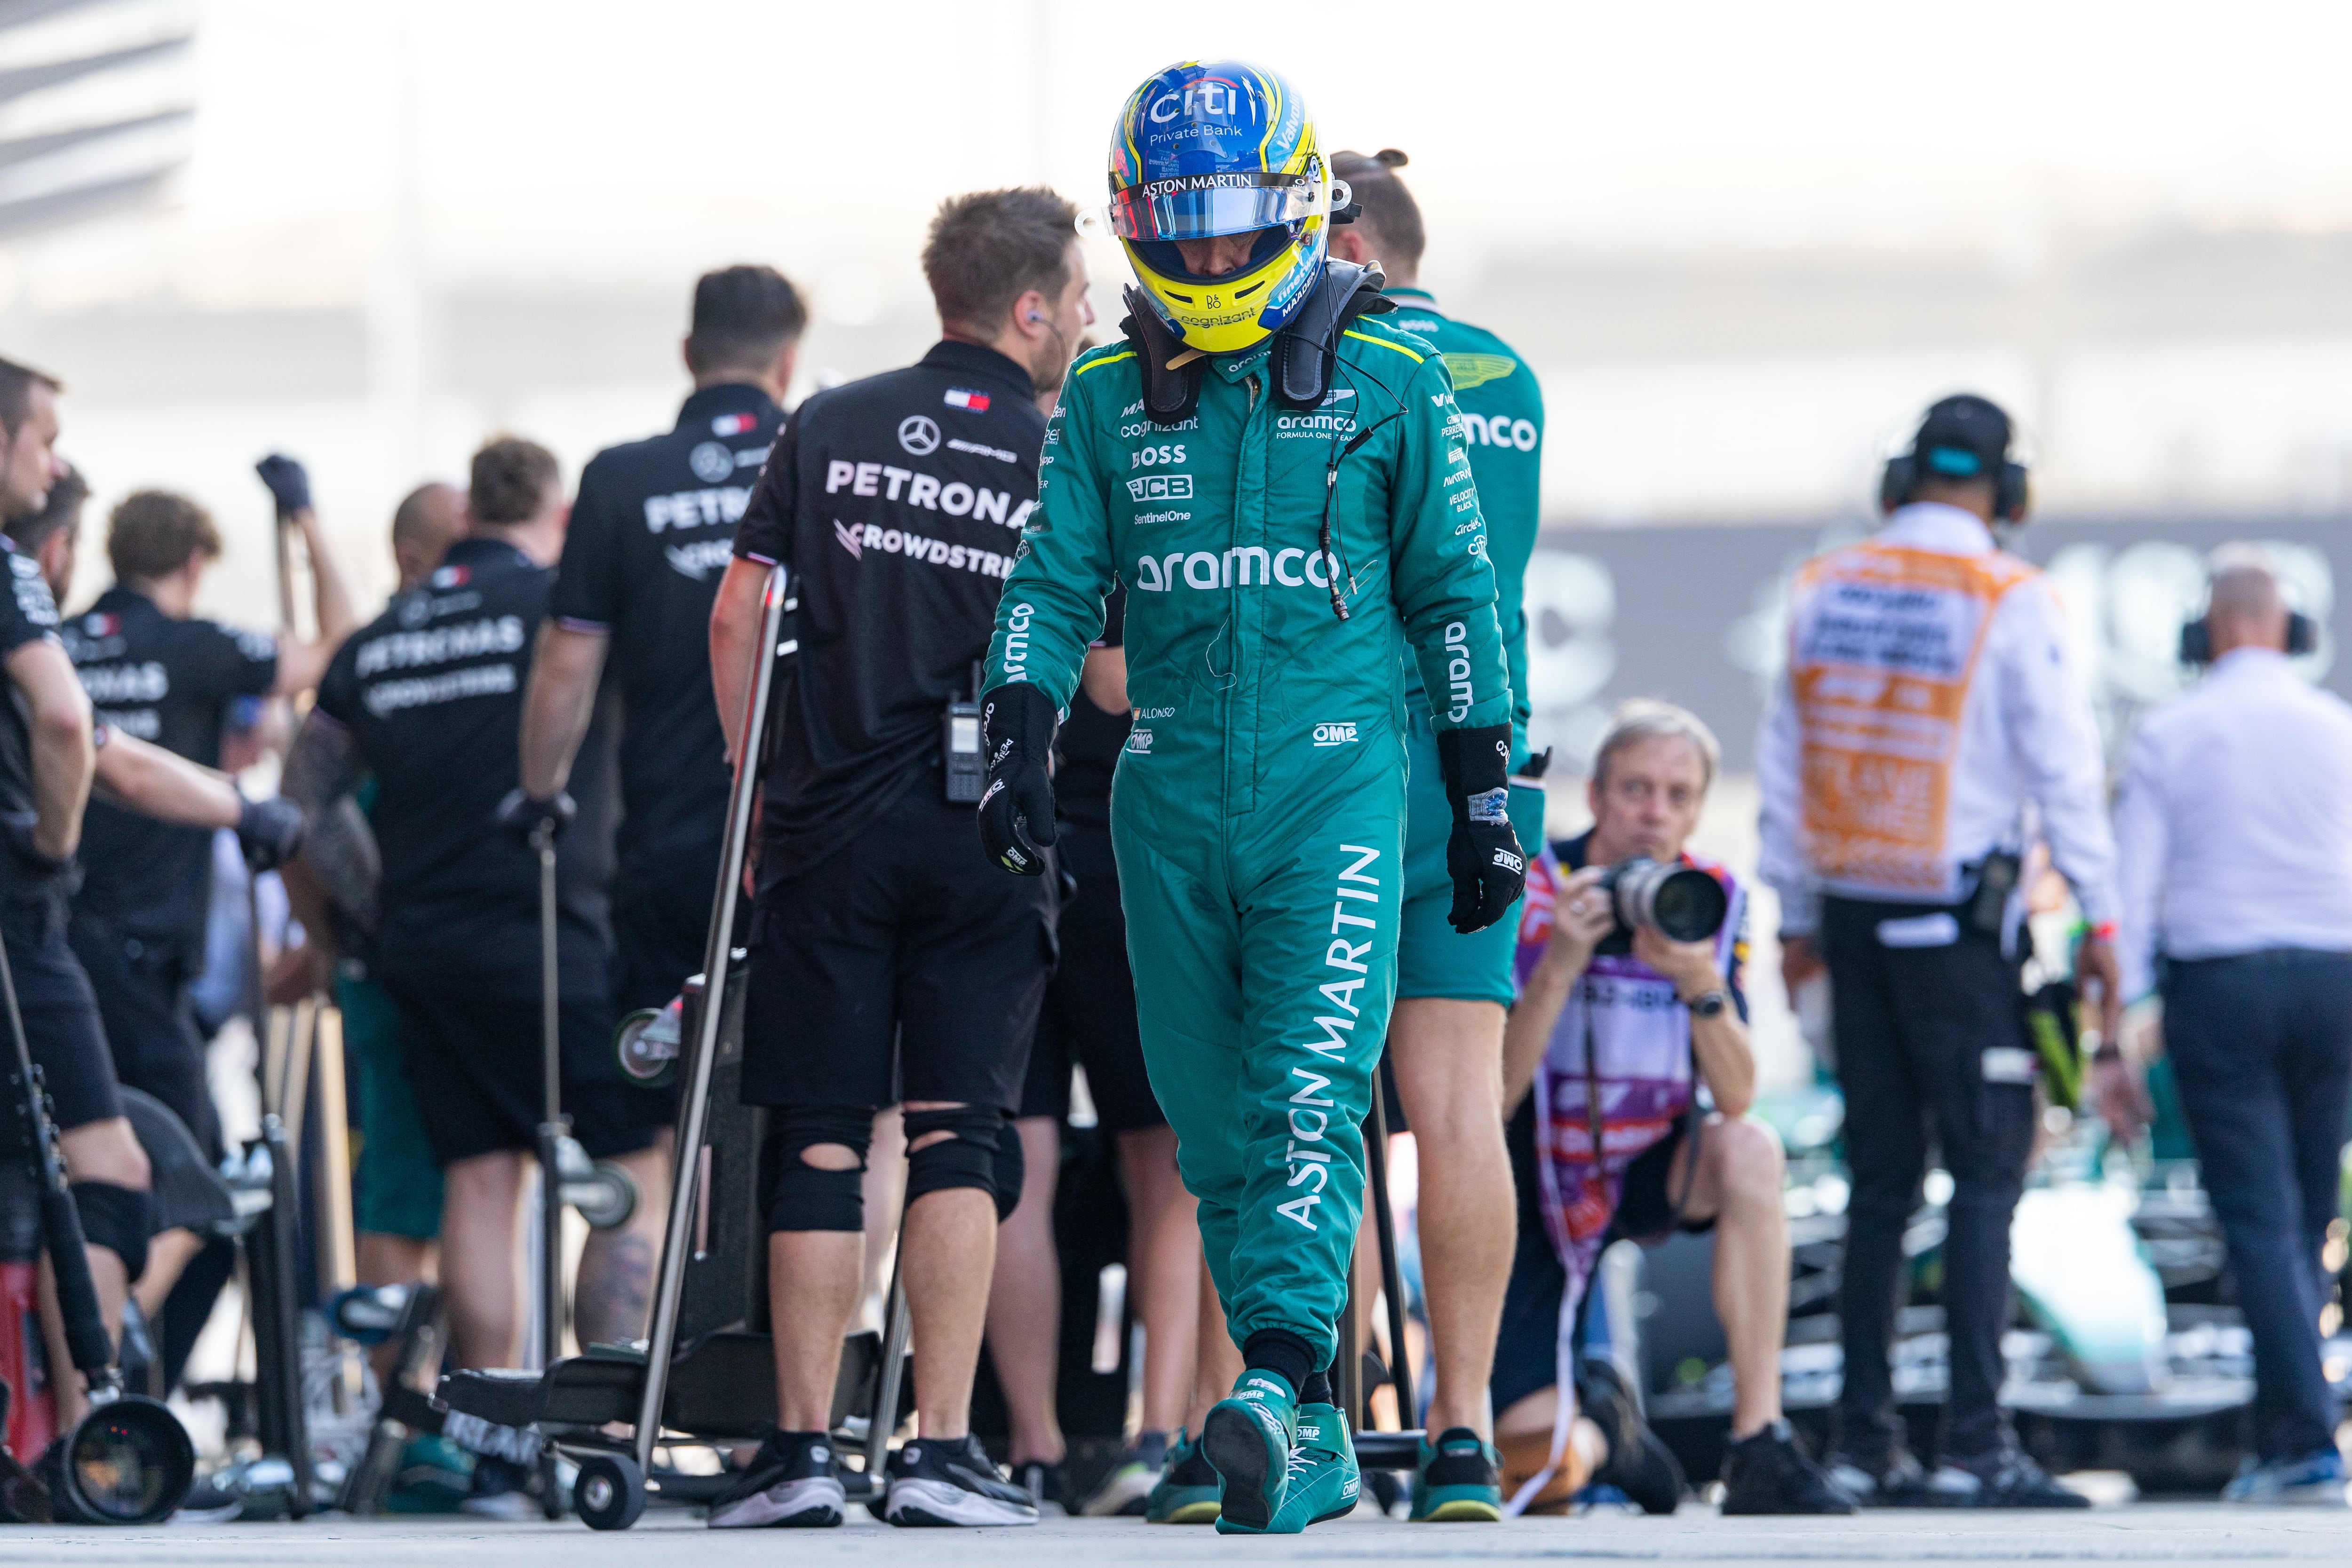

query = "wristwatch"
[1684, 989, 1730, 1018]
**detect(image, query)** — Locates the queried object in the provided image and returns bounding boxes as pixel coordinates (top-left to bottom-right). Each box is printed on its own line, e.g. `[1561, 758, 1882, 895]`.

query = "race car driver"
[978, 61, 1521, 1536]
[1327, 146, 1548, 1521]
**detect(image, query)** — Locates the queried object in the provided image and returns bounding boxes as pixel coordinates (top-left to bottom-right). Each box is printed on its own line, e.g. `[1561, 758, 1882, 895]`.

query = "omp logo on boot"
[1311, 722, 1357, 747]
[1126, 474, 1193, 501]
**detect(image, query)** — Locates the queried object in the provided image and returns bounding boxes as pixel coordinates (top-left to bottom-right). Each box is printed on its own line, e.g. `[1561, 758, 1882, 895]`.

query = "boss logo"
[1130, 443, 1186, 468]
[1311, 722, 1358, 747]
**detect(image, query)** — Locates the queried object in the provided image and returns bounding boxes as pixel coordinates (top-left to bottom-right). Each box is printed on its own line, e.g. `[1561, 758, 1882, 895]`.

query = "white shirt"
[2112, 647, 2352, 1000]
[1758, 504, 2120, 934]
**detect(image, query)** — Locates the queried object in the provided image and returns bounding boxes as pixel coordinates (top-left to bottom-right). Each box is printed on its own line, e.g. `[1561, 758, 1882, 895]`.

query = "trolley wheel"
[573, 1454, 646, 1530]
[614, 1009, 676, 1086]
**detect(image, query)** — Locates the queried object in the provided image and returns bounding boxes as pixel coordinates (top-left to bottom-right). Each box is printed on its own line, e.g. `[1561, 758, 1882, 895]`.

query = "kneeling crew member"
[1496, 702, 1850, 1516]
[703, 188, 1086, 1530]
[1760, 394, 2118, 1508]
[980, 62, 1521, 1536]
[286, 438, 667, 1434]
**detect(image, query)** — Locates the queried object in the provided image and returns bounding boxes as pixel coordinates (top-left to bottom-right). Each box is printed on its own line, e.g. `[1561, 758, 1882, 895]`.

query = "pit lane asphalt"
[2, 1503, 2345, 1565]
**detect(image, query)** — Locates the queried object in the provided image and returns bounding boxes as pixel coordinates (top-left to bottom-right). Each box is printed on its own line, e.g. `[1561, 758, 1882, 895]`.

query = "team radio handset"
[944, 661, 986, 804]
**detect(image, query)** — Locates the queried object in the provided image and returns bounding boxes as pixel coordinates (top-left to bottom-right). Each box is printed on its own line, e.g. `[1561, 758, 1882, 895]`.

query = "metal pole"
[536, 830, 565, 1372]
[865, 1238, 910, 1484]
[632, 567, 787, 1473]
[1365, 1083, 1415, 1426]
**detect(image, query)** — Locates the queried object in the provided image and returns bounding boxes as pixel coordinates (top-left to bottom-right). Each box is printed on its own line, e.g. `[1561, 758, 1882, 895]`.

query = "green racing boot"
[1265, 1403, 1360, 1532]
[1144, 1431, 1221, 1524]
[1410, 1426, 1503, 1521]
[1204, 1370, 1298, 1534]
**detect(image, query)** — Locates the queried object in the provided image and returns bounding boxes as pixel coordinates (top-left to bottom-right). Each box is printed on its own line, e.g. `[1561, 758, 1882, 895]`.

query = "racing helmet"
[1090, 61, 1349, 356]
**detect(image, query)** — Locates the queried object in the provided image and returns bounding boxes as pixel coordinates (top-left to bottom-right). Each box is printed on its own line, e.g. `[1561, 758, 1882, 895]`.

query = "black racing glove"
[977, 682, 1058, 875]
[1438, 724, 1526, 934]
[254, 453, 312, 516]
[494, 788, 575, 850]
[236, 796, 305, 874]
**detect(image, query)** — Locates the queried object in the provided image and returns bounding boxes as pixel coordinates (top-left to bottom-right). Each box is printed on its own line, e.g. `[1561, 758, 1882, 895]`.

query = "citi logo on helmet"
[1149, 79, 1241, 122]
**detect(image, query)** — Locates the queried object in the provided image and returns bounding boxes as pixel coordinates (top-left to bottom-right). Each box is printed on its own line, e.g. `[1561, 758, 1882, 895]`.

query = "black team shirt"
[550, 383, 783, 895]
[315, 537, 614, 989]
[63, 586, 278, 956]
[731, 341, 1045, 871]
[0, 539, 65, 899]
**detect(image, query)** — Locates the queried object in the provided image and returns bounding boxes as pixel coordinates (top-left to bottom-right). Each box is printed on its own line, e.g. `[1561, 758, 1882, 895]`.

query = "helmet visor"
[1105, 171, 1342, 241]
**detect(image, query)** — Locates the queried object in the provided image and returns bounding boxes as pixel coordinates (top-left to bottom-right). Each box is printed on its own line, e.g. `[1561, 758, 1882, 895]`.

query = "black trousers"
[2164, 950, 2352, 1462]
[1824, 895, 2035, 1462]
[67, 912, 220, 1164]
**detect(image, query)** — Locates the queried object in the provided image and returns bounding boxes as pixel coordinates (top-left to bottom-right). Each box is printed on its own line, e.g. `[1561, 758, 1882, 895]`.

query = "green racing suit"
[985, 310, 1512, 1367]
[1385, 287, 1549, 1005]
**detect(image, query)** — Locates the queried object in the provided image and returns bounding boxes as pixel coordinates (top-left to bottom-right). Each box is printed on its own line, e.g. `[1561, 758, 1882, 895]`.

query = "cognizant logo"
[1001, 601, 1033, 681]
[1444, 620, 1473, 723]
[1133, 547, 1337, 592]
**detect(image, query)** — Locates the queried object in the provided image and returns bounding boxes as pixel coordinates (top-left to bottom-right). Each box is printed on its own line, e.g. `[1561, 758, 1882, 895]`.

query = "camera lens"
[1647, 867, 1729, 943]
[60, 1397, 195, 1525]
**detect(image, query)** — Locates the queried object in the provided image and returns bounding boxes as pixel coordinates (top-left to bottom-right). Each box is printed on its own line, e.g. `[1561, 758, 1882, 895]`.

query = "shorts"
[374, 965, 665, 1166]
[0, 892, 122, 1140]
[741, 786, 1053, 1112]
[68, 913, 220, 1164]
[1018, 822, 1163, 1133]
[1491, 1098, 1711, 1412]
[612, 855, 717, 1019]
[338, 973, 445, 1240]
[1394, 718, 1548, 1006]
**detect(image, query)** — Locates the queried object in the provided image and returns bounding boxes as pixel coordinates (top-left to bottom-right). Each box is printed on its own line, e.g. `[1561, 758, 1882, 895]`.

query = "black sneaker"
[1823, 1447, 1945, 1507]
[1720, 1420, 1856, 1515]
[1006, 1459, 1067, 1516]
[708, 1431, 845, 1528]
[1576, 1359, 1684, 1515]
[1931, 1446, 2090, 1509]
[884, 1434, 1039, 1527]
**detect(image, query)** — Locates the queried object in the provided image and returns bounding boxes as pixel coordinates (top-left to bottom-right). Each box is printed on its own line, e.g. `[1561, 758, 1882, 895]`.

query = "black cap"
[1910, 393, 2012, 481]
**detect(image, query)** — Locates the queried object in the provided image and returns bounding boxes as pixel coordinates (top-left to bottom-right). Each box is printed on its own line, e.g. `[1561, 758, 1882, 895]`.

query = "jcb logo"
[1126, 475, 1194, 501]
[1311, 722, 1358, 747]
[1131, 443, 1186, 468]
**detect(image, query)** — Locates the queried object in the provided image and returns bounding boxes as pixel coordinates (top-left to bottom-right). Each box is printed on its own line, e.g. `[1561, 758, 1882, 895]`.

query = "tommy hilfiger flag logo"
[944, 388, 991, 412]
[711, 412, 759, 436]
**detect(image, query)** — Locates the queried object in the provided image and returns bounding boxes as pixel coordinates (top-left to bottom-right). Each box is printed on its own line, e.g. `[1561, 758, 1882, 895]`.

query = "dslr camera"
[1597, 857, 1728, 944]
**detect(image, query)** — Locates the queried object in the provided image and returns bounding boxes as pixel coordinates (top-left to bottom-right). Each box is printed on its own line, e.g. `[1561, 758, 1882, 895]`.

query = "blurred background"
[8, 0, 2352, 1078]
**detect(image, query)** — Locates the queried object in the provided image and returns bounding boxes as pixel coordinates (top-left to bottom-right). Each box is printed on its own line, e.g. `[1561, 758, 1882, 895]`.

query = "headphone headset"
[1878, 405, 2031, 524]
[2179, 607, 2318, 664]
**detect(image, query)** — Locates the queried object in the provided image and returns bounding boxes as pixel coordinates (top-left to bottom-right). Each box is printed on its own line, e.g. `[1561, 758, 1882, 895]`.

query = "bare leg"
[900, 1101, 998, 1439]
[575, 1133, 673, 1346]
[44, 1118, 152, 1425]
[1116, 1125, 1199, 1433]
[1673, 1114, 1789, 1438]
[1183, 1250, 1243, 1435]
[770, 1135, 866, 1431]
[857, 1109, 906, 1331]
[985, 1116, 1064, 1463]
[438, 1150, 527, 1370]
[1389, 998, 1513, 1438]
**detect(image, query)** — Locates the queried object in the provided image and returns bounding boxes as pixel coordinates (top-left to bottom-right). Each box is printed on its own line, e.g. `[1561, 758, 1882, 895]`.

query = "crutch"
[532, 824, 569, 1515]
[631, 565, 790, 1478]
[1364, 1079, 1416, 1424]
[862, 1237, 911, 1490]
[0, 921, 194, 1522]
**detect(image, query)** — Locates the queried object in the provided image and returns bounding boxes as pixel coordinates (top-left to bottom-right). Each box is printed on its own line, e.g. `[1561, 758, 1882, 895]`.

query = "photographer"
[2106, 554, 2352, 1505]
[703, 188, 1089, 1530]
[1494, 701, 1848, 1515]
[1758, 393, 2118, 1508]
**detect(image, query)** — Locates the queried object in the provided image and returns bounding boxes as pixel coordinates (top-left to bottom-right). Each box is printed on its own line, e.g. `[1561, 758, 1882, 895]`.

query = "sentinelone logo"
[1126, 475, 1192, 501]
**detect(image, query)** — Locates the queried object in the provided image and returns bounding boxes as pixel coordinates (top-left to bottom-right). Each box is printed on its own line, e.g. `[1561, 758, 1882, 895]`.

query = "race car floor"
[1, 1505, 2346, 1566]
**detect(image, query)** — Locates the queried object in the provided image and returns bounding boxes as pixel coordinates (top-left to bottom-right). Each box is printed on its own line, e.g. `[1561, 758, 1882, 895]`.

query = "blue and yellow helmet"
[1095, 61, 1348, 356]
